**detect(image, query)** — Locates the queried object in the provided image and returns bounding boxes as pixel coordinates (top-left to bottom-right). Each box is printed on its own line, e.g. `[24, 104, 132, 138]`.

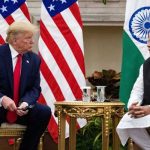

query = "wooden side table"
[54, 101, 124, 150]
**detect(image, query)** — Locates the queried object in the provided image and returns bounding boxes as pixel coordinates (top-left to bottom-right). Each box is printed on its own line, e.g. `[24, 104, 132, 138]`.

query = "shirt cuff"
[0, 97, 3, 107]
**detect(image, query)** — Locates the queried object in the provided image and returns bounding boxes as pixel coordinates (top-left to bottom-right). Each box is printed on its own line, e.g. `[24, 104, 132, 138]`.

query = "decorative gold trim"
[0, 128, 25, 136]
[55, 101, 125, 150]
[55, 101, 124, 106]
[0, 127, 43, 150]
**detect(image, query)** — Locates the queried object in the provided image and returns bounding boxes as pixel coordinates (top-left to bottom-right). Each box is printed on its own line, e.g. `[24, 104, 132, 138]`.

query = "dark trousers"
[0, 103, 51, 150]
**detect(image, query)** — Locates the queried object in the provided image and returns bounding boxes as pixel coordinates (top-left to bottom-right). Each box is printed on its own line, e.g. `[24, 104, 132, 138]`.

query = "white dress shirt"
[0, 44, 19, 107]
[117, 65, 150, 146]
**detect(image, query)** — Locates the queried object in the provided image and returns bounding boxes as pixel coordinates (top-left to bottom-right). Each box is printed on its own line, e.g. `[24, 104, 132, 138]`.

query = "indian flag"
[119, 0, 150, 108]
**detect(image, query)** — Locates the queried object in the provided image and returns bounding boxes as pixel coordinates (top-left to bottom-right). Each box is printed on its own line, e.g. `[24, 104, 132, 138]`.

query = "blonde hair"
[6, 21, 38, 43]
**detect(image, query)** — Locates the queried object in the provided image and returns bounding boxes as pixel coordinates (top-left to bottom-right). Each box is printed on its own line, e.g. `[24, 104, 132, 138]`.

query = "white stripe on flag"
[39, 37, 76, 100]
[0, 15, 9, 40]
[40, 73, 70, 136]
[39, 0, 86, 141]
[41, 5, 85, 88]
[40, 72, 55, 103]
[61, 7, 84, 52]
[11, 8, 30, 22]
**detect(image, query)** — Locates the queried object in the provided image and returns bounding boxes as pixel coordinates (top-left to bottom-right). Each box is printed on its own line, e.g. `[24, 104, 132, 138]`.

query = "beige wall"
[83, 26, 123, 77]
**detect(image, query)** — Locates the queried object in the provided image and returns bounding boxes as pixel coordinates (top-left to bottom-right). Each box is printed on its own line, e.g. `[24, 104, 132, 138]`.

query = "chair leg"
[38, 135, 43, 150]
[14, 136, 43, 150]
[13, 137, 22, 150]
[127, 138, 142, 150]
[127, 138, 134, 150]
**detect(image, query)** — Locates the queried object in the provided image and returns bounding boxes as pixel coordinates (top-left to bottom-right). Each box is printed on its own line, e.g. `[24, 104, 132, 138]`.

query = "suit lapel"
[3, 44, 13, 92]
[20, 54, 31, 96]
[2, 44, 32, 99]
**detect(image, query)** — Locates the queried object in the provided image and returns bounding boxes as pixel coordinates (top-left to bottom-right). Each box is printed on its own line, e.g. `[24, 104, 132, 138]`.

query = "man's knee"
[35, 103, 51, 120]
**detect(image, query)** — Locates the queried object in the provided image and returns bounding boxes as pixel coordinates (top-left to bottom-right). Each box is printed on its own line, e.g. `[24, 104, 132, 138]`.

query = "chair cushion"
[0, 123, 26, 129]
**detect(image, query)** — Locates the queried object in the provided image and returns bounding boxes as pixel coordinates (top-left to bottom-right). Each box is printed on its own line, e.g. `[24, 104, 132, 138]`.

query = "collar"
[9, 44, 19, 59]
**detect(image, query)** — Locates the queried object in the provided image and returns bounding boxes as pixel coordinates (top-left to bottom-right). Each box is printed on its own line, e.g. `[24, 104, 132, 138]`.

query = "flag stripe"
[53, 14, 85, 75]
[0, 15, 9, 42]
[40, 54, 65, 100]
[39, 37, 76, 100]
[119, 0, 150, 108]
[48, 116, 59, 143]
[0, 36, 5, 45]
[5, 15, 14, 25]
[38, 94, 59, 142]
[40, 21, 82, 99]
[38, 94, 47, 105]
[69, 2, 83, 28]
[40, 5, 85, 89]
[11, 9, 30, 22]
[39, 0, 86, 141]
[0, 1, 30, 44]
[61, 6, 84, 52]
[40, 73, 57, 108]
[20, 3, 30, 21]
[120, 31, 144, 105]
[40, 80, 70, 140]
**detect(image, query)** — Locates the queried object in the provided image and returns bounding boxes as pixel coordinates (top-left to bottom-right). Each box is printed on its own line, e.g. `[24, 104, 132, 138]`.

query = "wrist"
[147, 105, 150, 114]
[1, 96, 7, 106]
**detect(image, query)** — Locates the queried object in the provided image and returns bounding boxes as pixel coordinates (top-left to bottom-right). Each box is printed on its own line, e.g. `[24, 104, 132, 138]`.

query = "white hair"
[6, 21, 38, 43]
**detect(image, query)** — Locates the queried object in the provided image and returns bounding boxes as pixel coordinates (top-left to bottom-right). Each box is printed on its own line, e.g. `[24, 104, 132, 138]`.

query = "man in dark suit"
[0, 21, 51, 150]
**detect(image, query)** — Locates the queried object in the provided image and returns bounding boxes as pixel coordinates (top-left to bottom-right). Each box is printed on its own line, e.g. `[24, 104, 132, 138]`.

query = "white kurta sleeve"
[127, 65, 143, 108]
[116, 65, 150, 146]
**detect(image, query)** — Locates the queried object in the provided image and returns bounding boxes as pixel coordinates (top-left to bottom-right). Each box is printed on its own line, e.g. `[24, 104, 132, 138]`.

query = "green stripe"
[119, 31, 144, 109]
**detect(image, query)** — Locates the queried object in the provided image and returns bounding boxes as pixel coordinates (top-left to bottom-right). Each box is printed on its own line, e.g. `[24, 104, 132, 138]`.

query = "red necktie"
[7, 54, 22, 123]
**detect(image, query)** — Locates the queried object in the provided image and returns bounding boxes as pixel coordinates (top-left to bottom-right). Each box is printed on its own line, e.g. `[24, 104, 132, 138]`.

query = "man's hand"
[1, 96, 17, 111]
[128, 101, 150, 118]
[16, 102, 29, 116]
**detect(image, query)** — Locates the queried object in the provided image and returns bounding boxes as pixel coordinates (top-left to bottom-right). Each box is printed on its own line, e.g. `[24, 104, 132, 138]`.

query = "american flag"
[0, 0, 30, 44]
[38, 0, 86, 142]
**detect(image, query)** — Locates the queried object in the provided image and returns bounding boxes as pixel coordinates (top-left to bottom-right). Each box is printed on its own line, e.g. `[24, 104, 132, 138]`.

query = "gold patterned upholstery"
[0, 123, 43, 150]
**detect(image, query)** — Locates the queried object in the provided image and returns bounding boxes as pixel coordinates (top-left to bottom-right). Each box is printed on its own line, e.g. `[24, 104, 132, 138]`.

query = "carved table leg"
[102, 106, 111, 150]
[112, 115, 120, 150]
[69, 117, 76, 150]
[112, 107, 124, 150]
[58, 107, 66, 150]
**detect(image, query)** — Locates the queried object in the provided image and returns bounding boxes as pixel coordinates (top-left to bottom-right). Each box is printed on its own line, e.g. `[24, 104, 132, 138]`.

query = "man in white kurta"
[117, 38, 150, 150]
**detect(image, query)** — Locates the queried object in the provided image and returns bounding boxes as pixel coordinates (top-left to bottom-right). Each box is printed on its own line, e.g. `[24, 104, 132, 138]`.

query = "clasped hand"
[1, 96, 29, 116]
[128, 102, 150, 118]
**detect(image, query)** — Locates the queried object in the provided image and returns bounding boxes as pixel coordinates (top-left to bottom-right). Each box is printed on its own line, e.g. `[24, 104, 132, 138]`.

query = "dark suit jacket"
[0, 43, 41, 106]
